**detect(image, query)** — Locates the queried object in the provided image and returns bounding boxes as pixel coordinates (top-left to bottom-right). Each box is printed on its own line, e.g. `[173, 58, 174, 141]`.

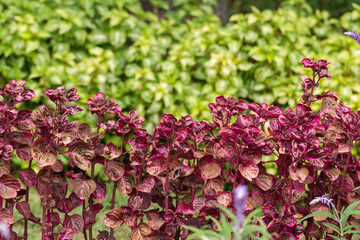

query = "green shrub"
[1, 0, 360, 131]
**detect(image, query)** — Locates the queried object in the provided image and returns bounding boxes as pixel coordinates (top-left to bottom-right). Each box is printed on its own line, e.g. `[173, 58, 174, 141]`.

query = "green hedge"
[1, 0, 360, 130]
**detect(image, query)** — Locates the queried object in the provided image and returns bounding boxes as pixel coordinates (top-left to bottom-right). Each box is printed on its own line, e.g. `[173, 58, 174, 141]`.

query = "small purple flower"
[233, 185, 248, 227]
[344, 31, 360, 45]
[310, 195, 334, 207]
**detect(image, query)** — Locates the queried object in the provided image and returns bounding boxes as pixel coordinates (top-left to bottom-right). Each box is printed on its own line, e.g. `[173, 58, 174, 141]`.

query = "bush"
[1, 0, 360, 131]
[2, 57, 360, 239]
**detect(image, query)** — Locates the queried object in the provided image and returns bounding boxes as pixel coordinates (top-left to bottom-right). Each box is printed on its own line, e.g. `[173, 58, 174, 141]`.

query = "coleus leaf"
[67, 141, 94, 171]
[130, 223, 152, 240]
[175, 202, 195, 215]
[70, 179, 96, 200]
[104, 142, 122, 160]
[245, 197, 256, 211]
[52, 182, 68, 200]
[216, 191, 232, 208]
[16, 145, 32, 162]
[128, 196, 143, 211]
[254, 173, 273, 191]
[146, 156, 166, 176]
[51, 160, 64, 172]
[16, 201, 31, 219]
[118, 176, 133, 194]
[239, 161, 259, 181]
[343, 176, 355, 193]
[104, 208, 124, 228]
[200, 162, 221, 180]
[310, 203, 331, 221]
[0, 208, 13, 226]
[92, 181, 106, 201]
[31, 104, 53, 127]
[0, 159, 10, 177]
[0, 174, 21, 199]
[104, 159, 125, 181]
[31, 137, 48, 159]
[48, 212, 61, 228]
[36, 152, 57, 168]
[325, 168, 340, 181]
[193, 195, 207, 210]
[204, 176, 224, 193]
[64, 214, 84, 235]
[17, 109, 36, 130]
[57, 131, 76, 145]
[213, 139, 236, 159]
[282, 185, 302, 204]
[135, 176, 155, 193]
[10, 131, 33, 145]
[289, 166, 309, 183]
[77, 123, 94, 140]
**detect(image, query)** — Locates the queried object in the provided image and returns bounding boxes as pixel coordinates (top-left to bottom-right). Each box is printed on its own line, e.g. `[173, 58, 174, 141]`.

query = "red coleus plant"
[0, 59, 359, 240]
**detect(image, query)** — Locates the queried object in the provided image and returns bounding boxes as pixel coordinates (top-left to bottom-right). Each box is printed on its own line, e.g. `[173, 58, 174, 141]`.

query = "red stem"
[233, 145, 241, 189]
[165, 139, 171, 213]
[24, 159, 32, 240]
[109, 180, 118, 236]
[109, 135, 125, 236]
[41, 166, 52, 239]
[337, 152, 351, 211]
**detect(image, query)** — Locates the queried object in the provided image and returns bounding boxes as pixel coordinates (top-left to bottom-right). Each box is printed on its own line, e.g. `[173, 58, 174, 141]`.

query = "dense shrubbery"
[232, 0, 357, 18]
[2, 58, 360, 239]
[1, 0, 360, 130]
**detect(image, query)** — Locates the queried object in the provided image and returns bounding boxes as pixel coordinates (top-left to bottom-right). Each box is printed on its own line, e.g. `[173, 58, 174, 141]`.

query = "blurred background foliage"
[1, 0, 360, 132]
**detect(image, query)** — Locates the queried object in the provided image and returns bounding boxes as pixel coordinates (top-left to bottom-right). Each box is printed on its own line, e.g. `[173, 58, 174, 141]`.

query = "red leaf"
[0, 159, 10, 177]
[104, 208, 124, 229]
[64, 214, 84, 235]
[135, 176, 155, 193]
[0, 208, 13, 226]
[16, 201, 31, 219]
[55, 226, 74, 240]
[118, 176, 132, 194]
[104, 159, 125, 181]
[70, 179, 96, 200]
[310, 203, 330, 221]
[36, 152, 57, 168]
[31, 137, 48, 159]
[67, 142, 94, 171]
[130, 223, 151, 240]
[204, 176, 224, 193]
[216, 191, 232, 208]
[77, 123, 93, 140]
[201, 162, 221, 180]
[0, 174, 21, 199]
[326, 168, 340, 181]
[92, 181, 106, 201]
[254, 173, 273, 191]
[239, 162, 259, 181]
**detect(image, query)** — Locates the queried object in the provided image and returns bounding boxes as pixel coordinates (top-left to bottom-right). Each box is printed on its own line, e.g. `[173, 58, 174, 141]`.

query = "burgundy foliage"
[0, 60, 359, 240]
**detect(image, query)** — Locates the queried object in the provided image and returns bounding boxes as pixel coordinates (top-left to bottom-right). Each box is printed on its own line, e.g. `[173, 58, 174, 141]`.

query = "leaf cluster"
[2, 58, 360, 240]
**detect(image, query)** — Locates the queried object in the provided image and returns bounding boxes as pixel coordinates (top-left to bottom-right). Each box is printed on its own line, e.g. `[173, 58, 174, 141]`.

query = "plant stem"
[233, 145, 241, 189]
[41, 166, 52, 239]
[87, 161, 96, 240]
[337, 152, 351, 211]
[165, 139, 171, 213]
[82, 174, 88, 240]
[24, 159, 32, 240]
[109, 180, 118, 236]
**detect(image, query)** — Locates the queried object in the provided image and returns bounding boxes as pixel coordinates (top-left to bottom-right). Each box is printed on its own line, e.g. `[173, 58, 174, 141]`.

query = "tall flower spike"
[310, 195, 334, 207]
[344, 31, 360, 45]
[0, 221, 10, 239]
[233, 185, 248, 228]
